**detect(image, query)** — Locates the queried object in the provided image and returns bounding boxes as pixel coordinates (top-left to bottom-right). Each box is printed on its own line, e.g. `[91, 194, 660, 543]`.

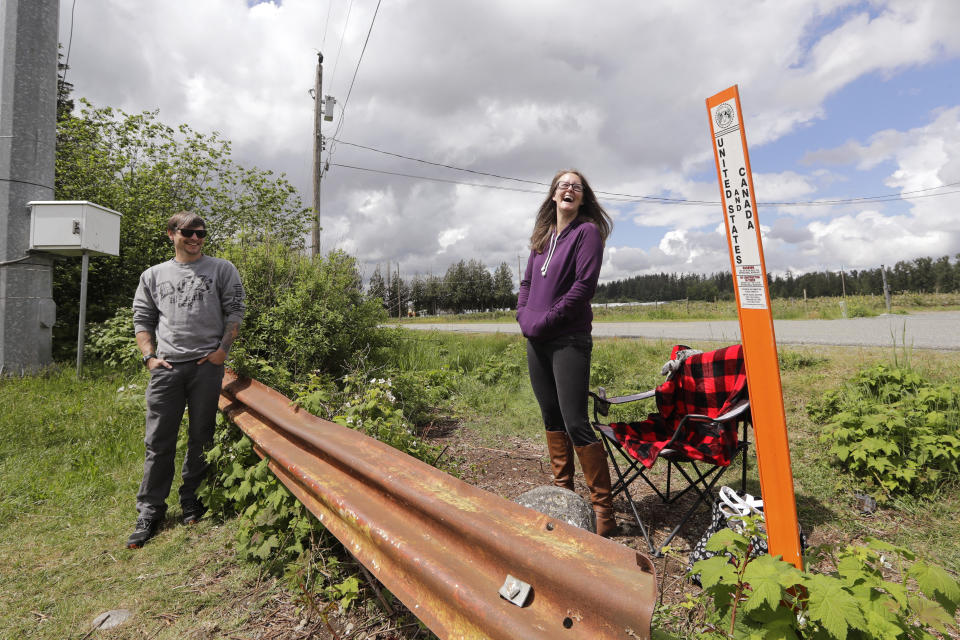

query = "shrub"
[85, 306, 140, 370]
[474, 341, 526, 385]
[220, 242, 391, 395]
[681, 520, 960, 640]
[297, 372, 452, 470]
[810, 364, 960, 499]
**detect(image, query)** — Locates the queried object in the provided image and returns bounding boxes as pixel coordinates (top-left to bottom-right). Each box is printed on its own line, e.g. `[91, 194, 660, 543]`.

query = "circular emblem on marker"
[715, 103, 735, 129]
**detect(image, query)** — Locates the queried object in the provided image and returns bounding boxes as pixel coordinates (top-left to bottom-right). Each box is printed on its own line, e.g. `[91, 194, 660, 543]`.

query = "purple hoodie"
[516, 217, 603, 341]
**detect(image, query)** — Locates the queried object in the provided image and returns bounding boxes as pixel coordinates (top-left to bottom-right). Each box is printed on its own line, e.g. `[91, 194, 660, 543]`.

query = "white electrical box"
[27, 201, 122, 257]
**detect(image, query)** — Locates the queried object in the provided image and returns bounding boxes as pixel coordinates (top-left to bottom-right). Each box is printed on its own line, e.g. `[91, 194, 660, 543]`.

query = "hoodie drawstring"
[540, 229, 558, 277]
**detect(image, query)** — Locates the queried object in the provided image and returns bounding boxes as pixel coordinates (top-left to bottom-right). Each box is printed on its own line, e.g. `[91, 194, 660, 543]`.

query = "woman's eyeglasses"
[178, 228, 207, 238]
[556, 181, 583, 193]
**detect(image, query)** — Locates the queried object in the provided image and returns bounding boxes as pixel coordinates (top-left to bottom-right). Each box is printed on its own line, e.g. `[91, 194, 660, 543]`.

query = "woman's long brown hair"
[529, 169, 612, 253]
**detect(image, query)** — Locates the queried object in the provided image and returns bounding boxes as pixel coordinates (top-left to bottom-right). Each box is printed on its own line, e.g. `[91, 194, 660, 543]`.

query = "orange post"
[706, 85, 803, 568]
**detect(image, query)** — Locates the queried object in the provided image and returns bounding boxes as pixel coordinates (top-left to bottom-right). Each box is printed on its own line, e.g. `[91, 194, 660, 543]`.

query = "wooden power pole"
[311, 52, 324, 257]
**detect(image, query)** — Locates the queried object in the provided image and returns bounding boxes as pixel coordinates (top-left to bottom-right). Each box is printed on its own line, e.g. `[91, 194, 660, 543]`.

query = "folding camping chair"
[589, 344, 752, 557]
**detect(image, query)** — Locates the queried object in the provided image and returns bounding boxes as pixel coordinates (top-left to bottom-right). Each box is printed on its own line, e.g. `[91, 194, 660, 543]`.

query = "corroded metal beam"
[219, 371, 656, 639]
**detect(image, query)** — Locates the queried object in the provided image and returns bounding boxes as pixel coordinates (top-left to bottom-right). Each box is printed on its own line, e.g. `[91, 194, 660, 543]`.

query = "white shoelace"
[718, 485, 763, 520]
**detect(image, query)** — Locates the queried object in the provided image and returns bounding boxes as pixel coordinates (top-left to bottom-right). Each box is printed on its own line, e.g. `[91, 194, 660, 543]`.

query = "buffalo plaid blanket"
[610, 344, 747, 468]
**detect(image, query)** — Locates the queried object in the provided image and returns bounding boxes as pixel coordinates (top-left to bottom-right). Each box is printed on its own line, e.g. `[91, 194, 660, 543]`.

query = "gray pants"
[136, 360, 225, 518]
[526, 331, 598, 447]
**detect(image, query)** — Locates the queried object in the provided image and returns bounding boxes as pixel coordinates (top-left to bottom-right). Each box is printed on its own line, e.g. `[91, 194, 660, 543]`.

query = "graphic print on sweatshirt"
[156, 274, 213, 309]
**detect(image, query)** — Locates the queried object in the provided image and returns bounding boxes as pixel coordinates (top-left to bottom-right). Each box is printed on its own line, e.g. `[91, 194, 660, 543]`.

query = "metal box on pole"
[27, 201, 122, 375]
[28, 201, 122, 256]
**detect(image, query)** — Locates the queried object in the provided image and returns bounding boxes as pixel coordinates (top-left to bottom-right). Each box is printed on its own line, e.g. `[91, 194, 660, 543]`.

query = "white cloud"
[58, 0, 960, 284]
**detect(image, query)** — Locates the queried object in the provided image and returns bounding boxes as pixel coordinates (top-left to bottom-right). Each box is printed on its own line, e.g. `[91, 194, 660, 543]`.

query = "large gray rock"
[515, 485, 595, 533]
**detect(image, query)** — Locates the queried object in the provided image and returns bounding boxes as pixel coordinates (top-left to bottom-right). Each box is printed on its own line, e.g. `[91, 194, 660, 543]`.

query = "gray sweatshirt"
[133, 255, 246, 362]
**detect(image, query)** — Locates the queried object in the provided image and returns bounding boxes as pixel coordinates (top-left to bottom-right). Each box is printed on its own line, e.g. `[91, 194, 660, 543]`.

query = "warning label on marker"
[735, 264, 767, 309]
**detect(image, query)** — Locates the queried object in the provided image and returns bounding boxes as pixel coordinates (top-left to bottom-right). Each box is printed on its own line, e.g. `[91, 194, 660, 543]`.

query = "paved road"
[399, 310, 960, 350]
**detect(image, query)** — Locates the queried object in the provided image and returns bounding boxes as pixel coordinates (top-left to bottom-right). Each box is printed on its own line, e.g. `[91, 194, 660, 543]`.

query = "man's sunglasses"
[178, 228, 207, 238]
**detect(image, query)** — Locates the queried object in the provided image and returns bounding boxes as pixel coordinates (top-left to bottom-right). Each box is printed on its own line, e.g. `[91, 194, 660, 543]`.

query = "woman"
[516, 169, 617, 536]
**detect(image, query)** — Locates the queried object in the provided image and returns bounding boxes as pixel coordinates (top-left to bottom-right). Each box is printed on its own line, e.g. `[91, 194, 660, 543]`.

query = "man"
[127, 211, 245, 549]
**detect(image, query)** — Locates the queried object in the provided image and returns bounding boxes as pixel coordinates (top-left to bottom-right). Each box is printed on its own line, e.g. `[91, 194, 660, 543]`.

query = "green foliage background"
[54, 100, 311, 358]
[222, 243, 390, 395]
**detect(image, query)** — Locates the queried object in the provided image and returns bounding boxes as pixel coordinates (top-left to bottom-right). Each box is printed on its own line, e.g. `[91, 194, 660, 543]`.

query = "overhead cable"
[328, 0, 382, 162]
[331, 138, 960, 207]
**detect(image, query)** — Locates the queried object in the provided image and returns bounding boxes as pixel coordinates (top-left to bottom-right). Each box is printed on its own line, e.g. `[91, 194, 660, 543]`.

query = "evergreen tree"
[368, 266, 387, 308]
[492, 262, 515, 309]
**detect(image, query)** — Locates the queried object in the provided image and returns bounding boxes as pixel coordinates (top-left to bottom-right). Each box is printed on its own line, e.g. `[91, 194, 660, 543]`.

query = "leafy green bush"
[474, 341, 525, 385]
[388, 367, 462, 425]
[810, 364, 960, 499]
[298, 373, 452, 470]
[85, 306, 140, 370]
[683, 519, 960, 640]
[200, 416, 366, 610]
[221, 242, 391, 395]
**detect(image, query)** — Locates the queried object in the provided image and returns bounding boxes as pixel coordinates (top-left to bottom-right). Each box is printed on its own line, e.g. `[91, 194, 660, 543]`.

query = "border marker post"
[706, 85, 803, 568]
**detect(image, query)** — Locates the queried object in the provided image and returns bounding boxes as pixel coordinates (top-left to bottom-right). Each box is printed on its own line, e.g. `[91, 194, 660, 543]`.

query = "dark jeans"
[136, 360, 225, 518]
[526, 332, 597, 447]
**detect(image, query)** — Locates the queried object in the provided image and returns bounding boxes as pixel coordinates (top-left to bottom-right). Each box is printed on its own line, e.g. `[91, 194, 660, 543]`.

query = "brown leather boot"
[575, 441, 620, 537]
[545, 430, 575, 491]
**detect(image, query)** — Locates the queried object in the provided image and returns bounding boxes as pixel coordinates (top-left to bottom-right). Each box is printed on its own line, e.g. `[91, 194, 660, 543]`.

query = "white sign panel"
[710, 100, 767, 310]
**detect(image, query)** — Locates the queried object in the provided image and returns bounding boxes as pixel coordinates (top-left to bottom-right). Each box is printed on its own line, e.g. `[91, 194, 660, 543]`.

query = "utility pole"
[0, 0, 59, 374]
[881, 264, 892, 314]
[311, 52, 324, 257]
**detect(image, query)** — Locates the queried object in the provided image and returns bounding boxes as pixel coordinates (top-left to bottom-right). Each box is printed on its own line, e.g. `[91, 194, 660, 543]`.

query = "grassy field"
[0, 366, 267, 639]
[393, 291, 960, 324]
[3, 334, 959, 637]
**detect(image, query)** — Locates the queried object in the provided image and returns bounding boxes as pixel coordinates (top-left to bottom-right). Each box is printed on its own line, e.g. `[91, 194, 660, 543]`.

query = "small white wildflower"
[117, 386, 126, 392]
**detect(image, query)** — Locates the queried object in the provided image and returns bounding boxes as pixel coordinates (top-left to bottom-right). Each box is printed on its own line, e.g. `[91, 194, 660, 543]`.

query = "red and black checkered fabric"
[610, 344, 747, 468]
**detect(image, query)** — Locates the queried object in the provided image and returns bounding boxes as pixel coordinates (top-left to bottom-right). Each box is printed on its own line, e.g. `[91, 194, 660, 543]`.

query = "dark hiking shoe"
[181, 503, 207, 525]
[126, 517, 162, 549]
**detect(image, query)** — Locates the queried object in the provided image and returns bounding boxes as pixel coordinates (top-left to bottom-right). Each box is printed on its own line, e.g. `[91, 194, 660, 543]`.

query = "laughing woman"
[516, 169, 616, 536]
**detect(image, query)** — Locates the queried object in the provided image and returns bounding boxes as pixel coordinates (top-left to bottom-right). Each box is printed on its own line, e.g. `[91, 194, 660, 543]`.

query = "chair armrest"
[675, 398, 750, 427]
[589, 387, 655, 420]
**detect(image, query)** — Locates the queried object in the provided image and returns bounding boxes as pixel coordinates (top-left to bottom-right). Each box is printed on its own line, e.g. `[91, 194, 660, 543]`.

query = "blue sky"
[59, 1, 960, 284]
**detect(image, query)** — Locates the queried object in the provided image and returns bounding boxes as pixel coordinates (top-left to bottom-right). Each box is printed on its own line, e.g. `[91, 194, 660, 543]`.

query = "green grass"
[5, 333, 959, 637]
[0, 365, 265, 639]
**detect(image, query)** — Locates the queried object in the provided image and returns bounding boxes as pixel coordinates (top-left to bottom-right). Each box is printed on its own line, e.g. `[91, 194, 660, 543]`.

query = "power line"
[321, 0, 334, 50]
[58, 0, 79, 100]
[329, 137, 960, 207]
[329, 162, 960, 207]
[328, 0, 382, 161]
[328, 0, 354, 91]
[331, 138, 547, 187]
[329, 163, 543, 194]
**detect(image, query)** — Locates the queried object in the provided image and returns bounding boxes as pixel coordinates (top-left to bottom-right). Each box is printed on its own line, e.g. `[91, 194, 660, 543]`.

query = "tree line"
[594, 255, 960, 303]
[369, 260, 515, 316]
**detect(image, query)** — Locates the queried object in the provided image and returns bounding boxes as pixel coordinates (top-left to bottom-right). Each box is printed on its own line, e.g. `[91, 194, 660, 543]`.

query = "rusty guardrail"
[219, 371, 656, 639]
